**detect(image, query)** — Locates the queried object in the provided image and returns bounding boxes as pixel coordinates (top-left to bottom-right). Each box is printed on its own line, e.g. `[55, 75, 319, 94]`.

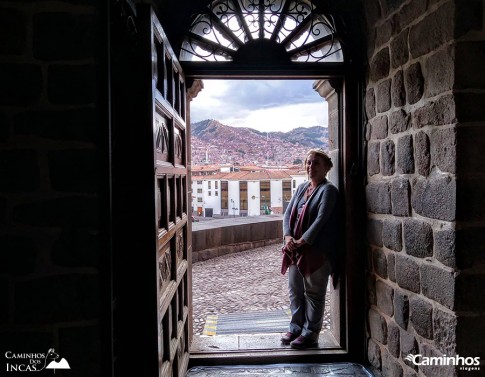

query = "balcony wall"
[192, 218, 283, 262]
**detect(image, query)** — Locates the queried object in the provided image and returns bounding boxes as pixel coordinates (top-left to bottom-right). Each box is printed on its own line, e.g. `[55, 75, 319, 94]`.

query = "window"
[197, 198, 203, 203]
[197, 188, 203, 194]
[260, 180, 270, 208]
[208, 181, 211, 189]
[208, 191, 212, 196]
[215, 191, 218, 196]
[221, 181, 228, 209]
[239, 181, 247, 210]
[197, 180, 203, 184]
[215, 181, 219, 189]
[283, 180, 292, 201]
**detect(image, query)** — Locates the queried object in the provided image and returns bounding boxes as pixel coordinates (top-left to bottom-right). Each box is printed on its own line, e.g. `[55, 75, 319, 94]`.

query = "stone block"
[14, 108, 98, 142]
[421, 263, 455, 309]
[410, 295, 433, 339]
[370, 47, 390, 82]
[397, 135, 414, 174]
[420, 343, 455, 377]
[425, 46, 454, 98]
[434, 228, 456, 269]
[383, 219, 402, 252]
[403, 218, 433, 258]
[368, 273, 377, 306]
[391, 178, 410, 217]
[368, 308, 388, 344]
[390, 109, 410, 134]
[0, 149, 40, 192]
[388, 321, 400, 357]
[0, 64, 42, 105]
[14, 274, 100, 324]
[49, 149, 98, 193]
[373, 248, 388, 279]
[455, 272, 485, 312]
[380, 139, 395, 176]
[370, 115, 388, 140]
[414, 131, 430, 176]
[13, 197, 99, 228]
[376, 279, 394, 317]
[0, 235, 37, 276]
[0, 7, 27, 54]
[391, 70, 406, 107]
[379, 0, 402, 16]
[411, 176, 456, 221]
[388, 251, 396, 282]
[457, 176, 485, 222]
[456, 227, 485, 269]
[395, 0, 427, 31]
[455, 41, 485, 90]
[433, 307, 457, 355]
[430, 127, 456, 174]
[33, 12, 95, 60]
[405, 63, 424, 105]
[366, 182, 391, 214]
[376, 79, 392, 113]
[368, 338, 382, 370]
[395, 254, 420, 293]
[400, 329, 418, 369]
[367, 218, 383, 247]
[390, 30, 409, 69]
[412, 95, 456, 128]
[376, 20, 393, 51]
[366, 88, 376, 119]
[382, 348, 403, 377]
[409, 2, 453, 58]
[368, 141, 380, 176]
[394, 289, 410, 330]
[48, 64, 97, 105]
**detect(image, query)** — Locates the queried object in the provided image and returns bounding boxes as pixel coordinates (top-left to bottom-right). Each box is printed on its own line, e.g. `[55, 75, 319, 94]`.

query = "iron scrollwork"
[180, 0, 344, 63]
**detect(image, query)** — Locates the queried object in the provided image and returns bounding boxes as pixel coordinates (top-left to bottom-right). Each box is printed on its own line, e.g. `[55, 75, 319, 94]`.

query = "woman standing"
[280, 148, 339, 349]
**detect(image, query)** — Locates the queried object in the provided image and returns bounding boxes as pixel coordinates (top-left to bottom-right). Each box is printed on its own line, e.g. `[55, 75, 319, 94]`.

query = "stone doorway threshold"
[190, 331, 340, 353]
[187, 362, 374, 376]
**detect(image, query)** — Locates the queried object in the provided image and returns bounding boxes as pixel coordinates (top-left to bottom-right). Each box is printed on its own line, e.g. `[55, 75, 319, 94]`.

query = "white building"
[191, 168, 307, 217]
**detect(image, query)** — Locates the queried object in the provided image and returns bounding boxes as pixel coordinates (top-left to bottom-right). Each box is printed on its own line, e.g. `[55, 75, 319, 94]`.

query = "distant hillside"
[191, 119, 328, 166]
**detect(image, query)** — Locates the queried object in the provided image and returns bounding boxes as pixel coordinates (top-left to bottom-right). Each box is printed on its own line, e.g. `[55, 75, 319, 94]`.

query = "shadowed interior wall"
[0, 1, 107, 376]
[363, 0, 485, 375]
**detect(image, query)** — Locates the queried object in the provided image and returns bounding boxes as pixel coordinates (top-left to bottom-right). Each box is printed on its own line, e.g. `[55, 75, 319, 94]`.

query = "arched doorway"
[111, 1, 366, 375]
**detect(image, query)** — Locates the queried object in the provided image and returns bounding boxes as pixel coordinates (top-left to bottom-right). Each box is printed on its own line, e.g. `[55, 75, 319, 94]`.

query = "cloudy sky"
[190, 80, 328, 133]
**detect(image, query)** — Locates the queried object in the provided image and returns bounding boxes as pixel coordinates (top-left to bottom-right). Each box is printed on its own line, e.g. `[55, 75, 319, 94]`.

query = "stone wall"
[192, 220, 282, 262]
[364, 0, 484, 376]
[0, 1, 106, 375]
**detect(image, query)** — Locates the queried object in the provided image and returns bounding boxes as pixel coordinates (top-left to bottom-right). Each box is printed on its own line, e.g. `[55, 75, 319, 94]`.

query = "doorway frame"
[184, 67, 366, 367]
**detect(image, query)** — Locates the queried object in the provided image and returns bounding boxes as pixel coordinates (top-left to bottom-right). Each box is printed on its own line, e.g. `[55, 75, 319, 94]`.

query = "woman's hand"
[285, 236, 306, 251]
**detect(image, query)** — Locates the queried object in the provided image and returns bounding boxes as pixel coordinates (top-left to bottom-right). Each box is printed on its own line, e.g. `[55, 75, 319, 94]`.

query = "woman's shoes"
[290, 335, 318, 349]
[280, 332, 299, 344]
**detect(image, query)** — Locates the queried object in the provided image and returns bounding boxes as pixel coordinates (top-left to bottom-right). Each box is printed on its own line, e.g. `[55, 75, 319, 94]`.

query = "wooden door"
[111, 4, 190, 376]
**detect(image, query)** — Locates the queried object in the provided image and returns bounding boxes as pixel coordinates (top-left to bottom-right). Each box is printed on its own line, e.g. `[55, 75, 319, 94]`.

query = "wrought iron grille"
[180, 0, 344, 63]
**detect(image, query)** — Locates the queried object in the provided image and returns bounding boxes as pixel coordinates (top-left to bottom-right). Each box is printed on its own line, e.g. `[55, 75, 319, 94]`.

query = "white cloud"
[191, 79, 328, 132]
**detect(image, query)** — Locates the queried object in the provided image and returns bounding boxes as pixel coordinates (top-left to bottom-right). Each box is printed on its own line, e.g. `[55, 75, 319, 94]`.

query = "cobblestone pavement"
[192, 244, 331, 336]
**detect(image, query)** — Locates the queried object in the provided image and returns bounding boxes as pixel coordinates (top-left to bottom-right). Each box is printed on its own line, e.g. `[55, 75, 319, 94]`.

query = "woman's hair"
[304, 148, 333, 169]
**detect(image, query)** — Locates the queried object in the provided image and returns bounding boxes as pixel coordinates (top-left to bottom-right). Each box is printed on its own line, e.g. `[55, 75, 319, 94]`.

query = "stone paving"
[192, 243, 331, 336]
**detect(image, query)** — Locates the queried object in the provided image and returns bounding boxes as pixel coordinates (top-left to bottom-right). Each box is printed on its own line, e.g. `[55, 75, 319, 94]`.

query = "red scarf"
[281, 185, 326, 276]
